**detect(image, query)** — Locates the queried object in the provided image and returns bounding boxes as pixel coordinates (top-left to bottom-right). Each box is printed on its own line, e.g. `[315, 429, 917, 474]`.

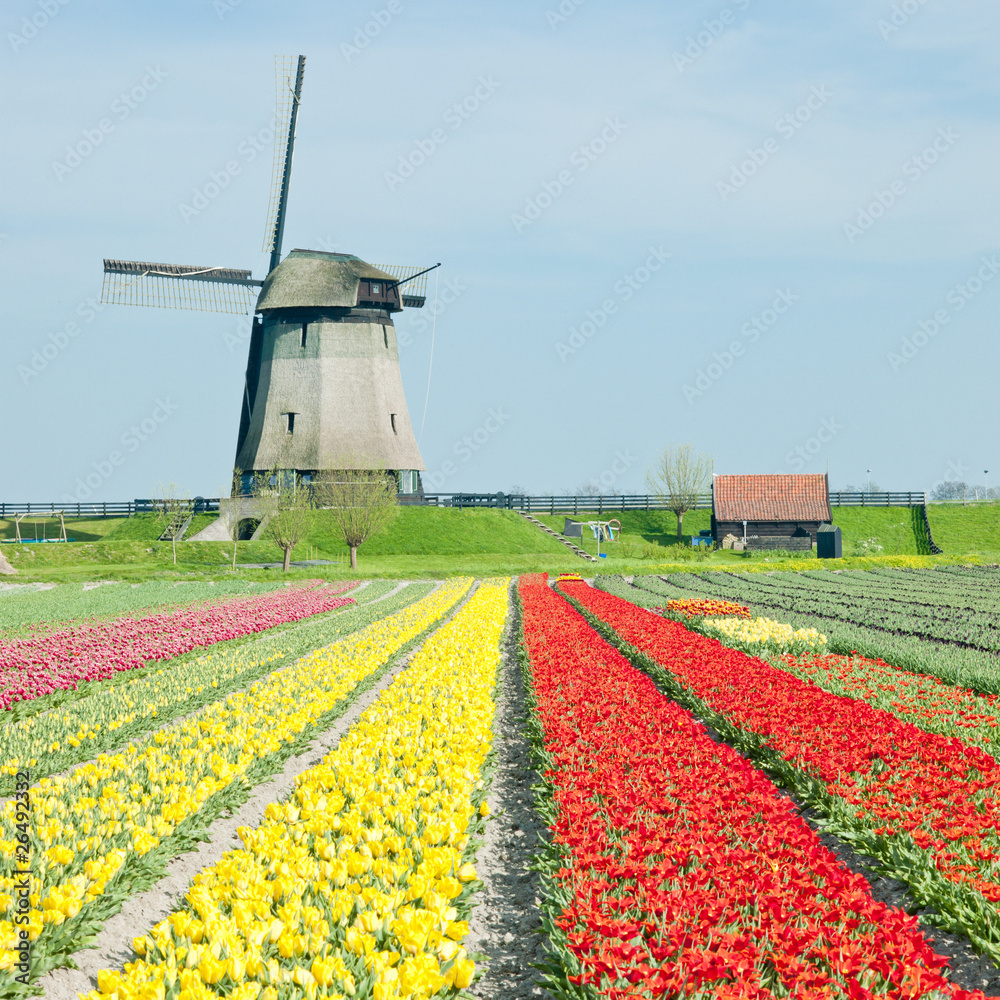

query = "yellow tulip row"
[0, 579, 472, 985]
[1, 581, 414, 781]
[701, 614, 828, 655]
[89, 578, 510, 1000]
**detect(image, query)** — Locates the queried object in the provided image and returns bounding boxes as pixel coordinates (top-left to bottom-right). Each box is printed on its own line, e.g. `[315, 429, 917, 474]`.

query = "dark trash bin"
[817, 524, 842, 559]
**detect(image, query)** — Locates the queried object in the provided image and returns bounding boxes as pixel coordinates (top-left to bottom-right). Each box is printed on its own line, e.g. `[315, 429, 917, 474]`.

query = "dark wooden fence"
[0, 490, 929, 520]
[0, 498, 220, 519]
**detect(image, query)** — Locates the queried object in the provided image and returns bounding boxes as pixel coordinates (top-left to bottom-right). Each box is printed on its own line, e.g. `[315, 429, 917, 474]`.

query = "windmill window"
[283, 412, 297, 435]
[371, 282, 381, 294]
[300, 323, 308, 348]
[390, 413, 397, 435]
[382, 325, 388, 348]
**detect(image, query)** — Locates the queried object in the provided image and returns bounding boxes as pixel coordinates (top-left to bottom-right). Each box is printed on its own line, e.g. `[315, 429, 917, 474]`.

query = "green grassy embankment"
[926, 502, 1000, 556]
[2, 505, 996, 583]
[0, 516, 124, 543]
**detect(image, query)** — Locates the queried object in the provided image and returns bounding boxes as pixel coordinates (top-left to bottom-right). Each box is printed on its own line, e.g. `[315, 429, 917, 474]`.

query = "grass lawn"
[830, 507, 922, 555]
[926, 502, 1000, 556]
[2, 505, 997, 584]
[0, 515, 126, 543]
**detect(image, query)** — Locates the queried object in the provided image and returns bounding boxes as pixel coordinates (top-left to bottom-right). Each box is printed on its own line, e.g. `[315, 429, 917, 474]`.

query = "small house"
[712, 474, 832, 550]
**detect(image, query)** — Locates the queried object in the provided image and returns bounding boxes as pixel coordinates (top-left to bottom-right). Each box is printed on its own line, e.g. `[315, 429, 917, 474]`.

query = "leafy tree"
[646, 444, 713, 540]
[313, 467, 399, 570]
[258, 470, 310, 573]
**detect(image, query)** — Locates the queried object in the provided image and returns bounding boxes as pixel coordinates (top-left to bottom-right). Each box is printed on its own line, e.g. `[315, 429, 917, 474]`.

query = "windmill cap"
[255, 249, 396, 311]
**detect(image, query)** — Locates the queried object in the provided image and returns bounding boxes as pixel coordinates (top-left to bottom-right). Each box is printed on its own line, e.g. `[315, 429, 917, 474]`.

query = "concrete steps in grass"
[158, 513, 193, 542]
[516, 510, 597, 561]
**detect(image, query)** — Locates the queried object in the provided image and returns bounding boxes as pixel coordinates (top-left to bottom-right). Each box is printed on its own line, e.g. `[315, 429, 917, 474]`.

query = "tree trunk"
[676, 510, 684, 540]
[350, 545, 358, 570]
[232, 540, 238, 570]
[282, 546, 292, 572]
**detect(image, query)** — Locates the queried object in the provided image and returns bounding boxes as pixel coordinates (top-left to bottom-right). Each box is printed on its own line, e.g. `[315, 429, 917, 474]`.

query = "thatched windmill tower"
[100, 55, 434, 495]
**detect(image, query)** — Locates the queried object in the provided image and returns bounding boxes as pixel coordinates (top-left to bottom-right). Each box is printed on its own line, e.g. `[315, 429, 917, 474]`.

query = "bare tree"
[313, 466, 399, 570]
[259, 470, 311, 572]
[931, 480, 969, 501]
[154, 482, 191, 566]
[646, 444, 713, 540]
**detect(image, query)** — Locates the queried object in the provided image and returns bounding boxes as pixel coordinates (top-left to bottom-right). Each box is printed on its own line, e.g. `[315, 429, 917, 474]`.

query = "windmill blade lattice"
[262, 55, 306, 267]
[101, 260, 260, 314]
[373, 264, 434, 307]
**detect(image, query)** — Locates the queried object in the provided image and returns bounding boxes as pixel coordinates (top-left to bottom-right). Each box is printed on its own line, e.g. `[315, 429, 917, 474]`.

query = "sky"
[2, 0, 998, 502]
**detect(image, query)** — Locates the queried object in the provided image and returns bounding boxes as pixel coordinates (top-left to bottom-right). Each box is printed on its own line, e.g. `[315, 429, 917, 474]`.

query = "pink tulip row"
[0, 581, 358, 711]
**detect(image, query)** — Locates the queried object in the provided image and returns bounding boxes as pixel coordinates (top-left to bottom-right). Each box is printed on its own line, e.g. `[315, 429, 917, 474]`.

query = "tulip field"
[3, 569, 1000, 998]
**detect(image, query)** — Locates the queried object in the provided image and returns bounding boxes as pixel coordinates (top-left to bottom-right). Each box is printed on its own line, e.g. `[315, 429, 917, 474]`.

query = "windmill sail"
[373, 263, 439, 308]
[101, 260, 261, 313]
[262, 55, 306, 273]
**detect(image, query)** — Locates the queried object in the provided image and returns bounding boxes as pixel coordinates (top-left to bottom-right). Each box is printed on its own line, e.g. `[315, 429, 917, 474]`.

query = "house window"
[283, 412, 296, 434]
[300, 323, 308, 348]
[390, 413, 397, 435]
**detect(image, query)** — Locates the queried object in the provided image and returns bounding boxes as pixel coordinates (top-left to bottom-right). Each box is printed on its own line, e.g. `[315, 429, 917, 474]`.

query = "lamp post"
[986, 470, 990, 501]
[866, 469, 871, 495]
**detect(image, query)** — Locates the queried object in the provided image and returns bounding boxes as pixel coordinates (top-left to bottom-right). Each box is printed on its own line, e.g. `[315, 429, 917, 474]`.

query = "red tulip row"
[560, 580, 1000, 937]
[783, 651, 1000, 748]
[519, 575, 985, 999]
[0, 581, 358, 711]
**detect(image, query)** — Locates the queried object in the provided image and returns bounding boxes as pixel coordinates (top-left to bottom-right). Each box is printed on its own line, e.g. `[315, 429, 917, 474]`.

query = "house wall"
[714, 520, 826, 543]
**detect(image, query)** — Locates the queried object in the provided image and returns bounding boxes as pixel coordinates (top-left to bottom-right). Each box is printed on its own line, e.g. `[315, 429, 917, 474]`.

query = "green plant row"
[0, 582, 432, 788]
[0, 581, 467, 1000]
[597, 575, 1000, 757]
[683, 568, 1000, 652]
[0, 579, 288, 634]
[558, 587, 1000, 969]
[3, 581, 384, 729]
[622, 572, 1000, 694]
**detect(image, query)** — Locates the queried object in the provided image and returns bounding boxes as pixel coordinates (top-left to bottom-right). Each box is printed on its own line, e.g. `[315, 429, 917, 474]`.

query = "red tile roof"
[714, 474, 831, 522]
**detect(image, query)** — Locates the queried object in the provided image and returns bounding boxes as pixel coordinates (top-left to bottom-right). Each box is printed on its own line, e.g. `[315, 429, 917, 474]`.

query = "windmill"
[101, 55, 437, 496]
